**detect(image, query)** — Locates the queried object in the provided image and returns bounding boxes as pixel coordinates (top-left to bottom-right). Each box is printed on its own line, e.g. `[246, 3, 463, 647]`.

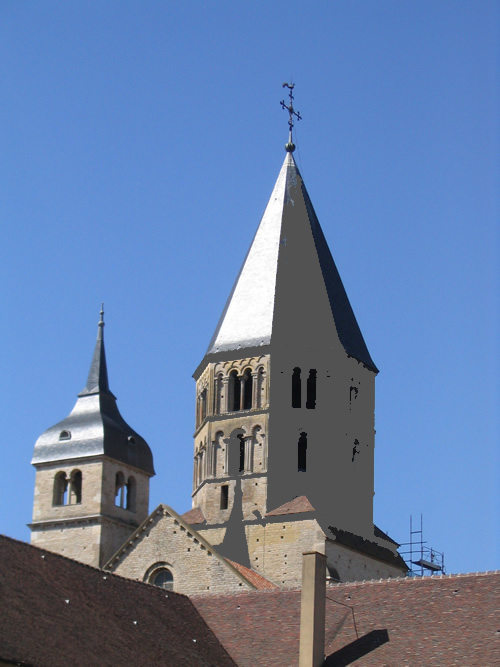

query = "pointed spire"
[79, 303, 111, 396]
[203, 151, 377, 372]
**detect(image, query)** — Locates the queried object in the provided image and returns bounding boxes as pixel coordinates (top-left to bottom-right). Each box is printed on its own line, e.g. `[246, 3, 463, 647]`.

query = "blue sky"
[1, 1, 498, 574]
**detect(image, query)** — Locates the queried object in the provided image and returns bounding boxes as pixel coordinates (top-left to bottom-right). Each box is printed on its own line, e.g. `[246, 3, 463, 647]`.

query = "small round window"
[59, 430, 71, 440]
[151, 568, 173, 591]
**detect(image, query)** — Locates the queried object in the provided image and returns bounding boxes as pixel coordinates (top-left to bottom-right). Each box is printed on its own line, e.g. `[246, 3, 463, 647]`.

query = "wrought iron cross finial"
[280, 82, 301, 152]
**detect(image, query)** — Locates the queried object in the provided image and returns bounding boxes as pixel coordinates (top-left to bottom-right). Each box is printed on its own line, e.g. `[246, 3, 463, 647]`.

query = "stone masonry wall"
[108, 507, 255, 596]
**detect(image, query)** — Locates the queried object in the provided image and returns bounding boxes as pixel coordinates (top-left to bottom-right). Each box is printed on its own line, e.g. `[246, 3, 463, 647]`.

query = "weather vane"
[280, 82, 302, 153]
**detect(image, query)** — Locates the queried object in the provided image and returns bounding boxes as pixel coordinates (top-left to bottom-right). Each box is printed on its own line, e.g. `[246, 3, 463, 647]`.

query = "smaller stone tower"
[30, 307, 154, 567]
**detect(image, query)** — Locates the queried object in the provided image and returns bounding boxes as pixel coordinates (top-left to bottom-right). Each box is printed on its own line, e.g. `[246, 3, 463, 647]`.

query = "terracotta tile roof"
[0, 535, 235, 667]
[193, 571, 500, 666]
[266, 495, 315, 516]
[225, 559, 279, 590]
[181, 506, 206, 525]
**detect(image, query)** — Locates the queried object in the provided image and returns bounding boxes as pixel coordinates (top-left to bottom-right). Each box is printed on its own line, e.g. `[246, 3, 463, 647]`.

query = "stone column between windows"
[239, 375, 245, 411]
[222, 377, 229, 414]
[206, 441, 213, 477]
[224, 438, 229, 476]
[261, 433, 268, 472]
[251, 372, 258, 408]
[243, 435, 253, 472]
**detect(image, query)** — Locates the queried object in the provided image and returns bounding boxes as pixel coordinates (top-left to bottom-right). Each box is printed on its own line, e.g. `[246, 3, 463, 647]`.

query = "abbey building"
[30, 136, 407, 595]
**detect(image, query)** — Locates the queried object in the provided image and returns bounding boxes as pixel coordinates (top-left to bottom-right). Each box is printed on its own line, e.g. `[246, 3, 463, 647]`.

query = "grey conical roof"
[32, 310, 155, 475]
[204, 152, 377, 372]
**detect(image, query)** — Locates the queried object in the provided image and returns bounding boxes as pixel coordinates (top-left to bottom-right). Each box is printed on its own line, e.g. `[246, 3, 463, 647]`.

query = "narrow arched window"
[126, 476, 136, 511]
[151, 568, 173, 591]
[238, 434, 245, 473]
[53, 472, 68, 506]
[298, 432, 307, 472]
[69, 470, 82, 504]
[229, 370, 240, 412]
[220, 484, 229, 510]
[200, 388, 207, 421]
[292, 368, 301, 408]
[115, 472, 126, 508]
[306, 369, 317, 409]
[242, 369, 252, 410]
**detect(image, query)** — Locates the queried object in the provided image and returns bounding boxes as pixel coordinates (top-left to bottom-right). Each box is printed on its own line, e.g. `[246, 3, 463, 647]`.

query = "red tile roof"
[181, 506, 206, 524]
[225, 559, 279, 591]
[0, 535, 235, 667]
[266, 495, 315, 516]
[193, 571, 500, 666]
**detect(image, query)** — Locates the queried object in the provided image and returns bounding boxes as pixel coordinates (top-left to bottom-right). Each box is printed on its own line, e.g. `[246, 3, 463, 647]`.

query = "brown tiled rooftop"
[266, 495, 315, 516]
[181, 506, 206, 525]
[225, 559, 279, 591]
[193, 571, 500, 666]
[0, 535, 235, 667]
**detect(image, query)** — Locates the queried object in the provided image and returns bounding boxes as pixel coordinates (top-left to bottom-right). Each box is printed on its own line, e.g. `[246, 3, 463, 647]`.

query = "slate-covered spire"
[204, 152, 377, 372]
[79, 304, 112, 397]
[32, 309, 154, 475]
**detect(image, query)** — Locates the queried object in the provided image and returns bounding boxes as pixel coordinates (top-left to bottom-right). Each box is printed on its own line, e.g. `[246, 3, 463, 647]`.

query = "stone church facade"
[30, 139, 407, 595]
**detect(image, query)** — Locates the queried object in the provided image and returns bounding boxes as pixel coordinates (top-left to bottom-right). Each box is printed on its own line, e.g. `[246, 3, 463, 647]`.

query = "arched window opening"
[229, 370, 240, 412]
[242, 369, 253, 410]
[200, 388, 207, 421]
[115, 472, 126, 508]
[220, 484, 229, 510]
[298, 432, 307, 472]
[126, 476, 136, 511]
[256, 367, 265, 408]
[238, 434, 245, 472]
[53, 472, 68, 506]
[350, 386, 359, 403]
[151, 568, 173, 591]
[327, 563, 340, 582]
[69, 470, 82, 504]
[306, 369, 317, 409]
[292, 368, 301, 408]
[59, 430, 71, 440]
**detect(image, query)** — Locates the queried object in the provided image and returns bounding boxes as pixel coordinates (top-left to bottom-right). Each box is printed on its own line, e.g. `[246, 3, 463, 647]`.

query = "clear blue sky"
[1, 1, 498, 574]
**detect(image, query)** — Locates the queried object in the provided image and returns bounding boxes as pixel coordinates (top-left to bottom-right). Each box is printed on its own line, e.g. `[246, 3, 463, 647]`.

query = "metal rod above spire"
[99, 303, 105, 328]
[281, 82, 301, 153]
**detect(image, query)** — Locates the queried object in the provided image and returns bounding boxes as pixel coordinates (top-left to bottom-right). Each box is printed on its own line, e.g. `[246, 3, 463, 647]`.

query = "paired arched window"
[115, 472, 136, 511]
[53, 470, 82, 506]
[292, 368, 316, 409]
[211, 366, 267, 415]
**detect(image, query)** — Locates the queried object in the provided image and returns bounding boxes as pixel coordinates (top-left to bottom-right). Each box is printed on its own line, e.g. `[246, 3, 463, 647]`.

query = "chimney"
[299, 551, 326, 667]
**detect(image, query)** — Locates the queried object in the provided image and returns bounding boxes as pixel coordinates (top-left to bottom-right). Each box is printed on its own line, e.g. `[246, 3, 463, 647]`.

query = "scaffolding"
[399, 514, 445, 577]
